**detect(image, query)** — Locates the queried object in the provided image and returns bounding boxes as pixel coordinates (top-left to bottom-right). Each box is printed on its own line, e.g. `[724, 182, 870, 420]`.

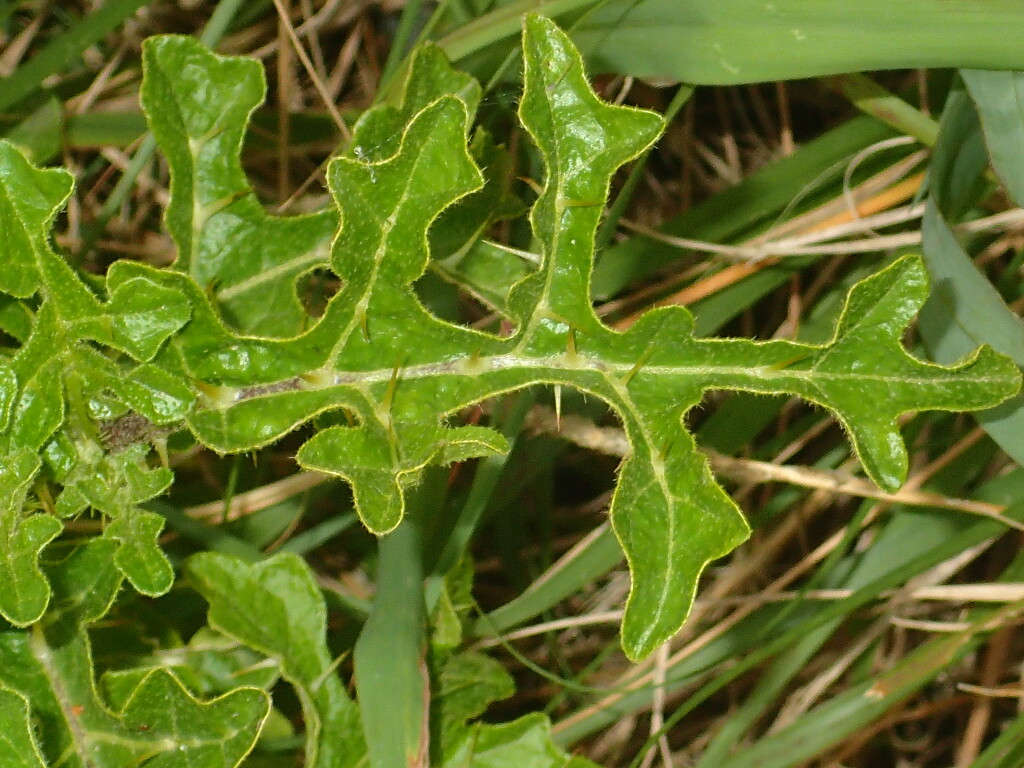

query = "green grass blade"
[198, 0, 251, 48]
[437, 0, 601, 63]
[919, 83, 1024, 464]
[693, 624, 835, 768]
[963, 69, 1024, 206]
[826, 73, 939, 146]
[920, 204, 1024, 366]
[692, 496, 876, 766]
[570, 0, 1024, 84]
[277, 512, 358, 556]
[354, 486, 433, 768]
[968, 710, 1024, 768]
[425, 390, 535, 595]
[379, 0, 425, 92]
[722, 622, 992, 768]
[81, 0, 251, 255]
[557, 496, 1024, 747]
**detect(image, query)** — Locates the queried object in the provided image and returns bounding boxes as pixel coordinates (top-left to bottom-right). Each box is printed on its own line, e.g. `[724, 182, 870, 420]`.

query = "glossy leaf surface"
[141, 36, 336, 336]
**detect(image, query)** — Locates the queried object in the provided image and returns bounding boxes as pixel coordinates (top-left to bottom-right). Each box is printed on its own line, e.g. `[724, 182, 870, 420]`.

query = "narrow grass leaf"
[920, 84, 1024, 463]
[723, 620, 993, 768]
[963, 69, 1024, 207]
[569, 1, 1024, 84]
[354, 516, 429, 768]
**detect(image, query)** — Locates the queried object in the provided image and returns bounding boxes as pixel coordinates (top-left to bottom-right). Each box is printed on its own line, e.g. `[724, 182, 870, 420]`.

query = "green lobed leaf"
[350, 42, 481, 163]
[433, 651, 515, 758]
[0, 686, 46, 767]
[0, 448, 61, 626]
[140, 35, 336, 337]
[299, 423, 507, 532]
[441, 713, 599, 768]
[105, 511, 174, 596]
[0, 540, 269, 768]
[185, 552, 366, 768]
[0, 141, 190, 364]
[139, 36, 490, 340]
[2, 13, 1022, 766]
[43, 436, 175, 594]
[7, 308, 69, 453]
[0, 140, 72, 299]
[0, 136, 194, 614]
[126, 16, 1019, 660]
[2, 14, 1019, 665]
[113, 670, 269, 768]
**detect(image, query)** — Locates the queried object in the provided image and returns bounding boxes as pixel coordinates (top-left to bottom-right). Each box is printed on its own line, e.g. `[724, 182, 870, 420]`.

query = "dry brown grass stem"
[270, 0, 351, 141]
[770, 616, 889, 732]
[637, 643, 673, 768]
[276, 0, 295, 198]
[186, 470, 328, 521]
[619, 202, 1024, 262]
[957, 624, 1017, 765]
[0, 8, 44, 75]
[757, 148, 926, 241]
[957, 681, 1024, 698]
[707, 450, 1021, 531]
[611, 152, 929, 329]
[68, 44, 129, 115]
[249, 0, 354, 59]
[98, 147, 170, 205]
[477, 582, 1024, 651]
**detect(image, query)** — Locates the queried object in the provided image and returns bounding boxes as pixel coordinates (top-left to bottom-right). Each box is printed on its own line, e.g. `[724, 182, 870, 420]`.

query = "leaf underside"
[0, 12, 1018, 682]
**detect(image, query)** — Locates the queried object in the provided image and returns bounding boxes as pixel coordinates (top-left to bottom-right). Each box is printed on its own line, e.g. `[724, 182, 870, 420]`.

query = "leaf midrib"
[196, 353, 1010, 405]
